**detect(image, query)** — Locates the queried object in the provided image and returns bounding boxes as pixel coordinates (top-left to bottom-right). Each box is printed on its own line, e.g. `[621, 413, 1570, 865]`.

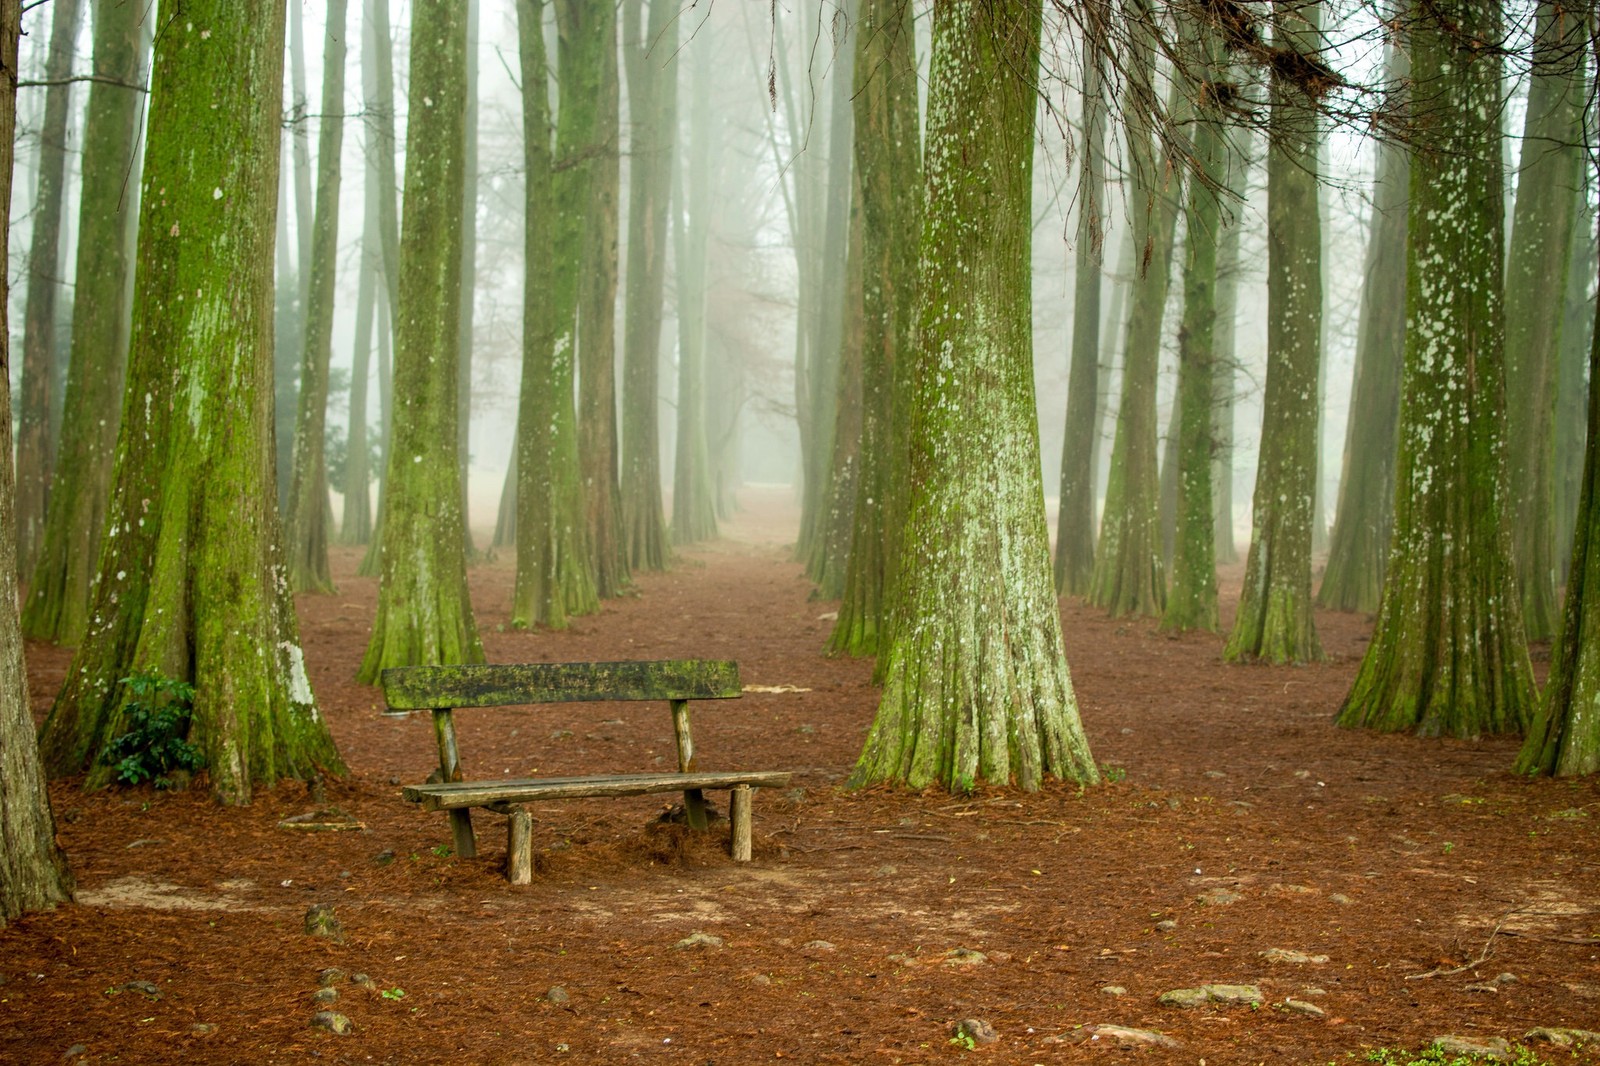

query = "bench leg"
[683, 787, 709, 832]
[448, 808, 477, 860]
[730, 784, 752, 862]
[507, 807, 533, 885]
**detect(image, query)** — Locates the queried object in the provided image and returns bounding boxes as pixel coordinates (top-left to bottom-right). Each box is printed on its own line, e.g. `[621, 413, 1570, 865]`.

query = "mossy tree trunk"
[1554, 186, 1595, 583]
[618, 0, 676, 574]
[829, 0, 921, 657]
[15, 0, 82, 579]
[669, 55, 718, 547]
[1518, 267, 1600, 775]
[1224, 0, 1324, 664]
[21, 0, 145, 646]
[0, 0, 73, 922]
[851, 0, 1096, 792]
[811, 191, 864, 601]
[1088, 4, 1180, 620]
[356, 0, 484, 682]
[1335, 0, 1535, 737]
[1053, 6, 1106, 598]
[511, 0, 598, 629]
[284, 0, 349, 595]
[40, 0, 345, 801]
[557, 0, 629, 599]
[1162, 17, 1226, 634]
[1211, 120, 1252, 567]
[1319, 37, 1409, 614]
[1503, 0, 1586, 641]
[456, 0, 480, 553]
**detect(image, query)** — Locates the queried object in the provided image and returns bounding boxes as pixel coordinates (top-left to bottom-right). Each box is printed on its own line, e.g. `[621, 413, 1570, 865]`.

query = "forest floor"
[5, 487, 1600, 1066]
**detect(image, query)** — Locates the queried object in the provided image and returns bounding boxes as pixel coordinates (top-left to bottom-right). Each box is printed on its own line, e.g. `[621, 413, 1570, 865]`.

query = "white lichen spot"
[280, 642, 315, 708]
[212, 187, 223, 200]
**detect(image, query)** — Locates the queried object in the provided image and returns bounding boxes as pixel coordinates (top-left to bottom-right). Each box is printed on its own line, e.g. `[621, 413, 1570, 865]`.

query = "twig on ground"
[1404, 911, 1516, 980]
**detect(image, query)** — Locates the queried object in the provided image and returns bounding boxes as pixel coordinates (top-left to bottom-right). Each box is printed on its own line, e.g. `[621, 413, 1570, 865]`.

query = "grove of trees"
[3, 0, 1598, 924]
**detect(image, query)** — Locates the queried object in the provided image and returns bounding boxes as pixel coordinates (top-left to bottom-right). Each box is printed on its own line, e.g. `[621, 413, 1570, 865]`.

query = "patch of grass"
[1337, 1043, 1562, 1066]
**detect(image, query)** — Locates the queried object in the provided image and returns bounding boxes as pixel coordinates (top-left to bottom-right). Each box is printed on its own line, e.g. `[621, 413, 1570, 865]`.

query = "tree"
[828, 0, 921, 657]
[15, 0, 83, 578]
[511, 0, 599, 629]
[457, 0, 481, 553]
[1210, 120, 1254, 566]
[1088, 2, 1181, 620]
[1224, 0, 1324, 664]
[1517, 278, 1600, 775]
[1053, 5, 1107, 597]
[358, 0, 481, 680]
[1162, 15, 1226, 634]
[668, 54, 719, 547]
[284, 0, 349, 594]
[0, 0, 73, 923]
[1318, 36, 1409, 613]
[1502, 0, 1586, 641]
[1554, 185, 1596, 582]
[39, 0, 344, 801]
[338, 65, 385, 547]
[557, 0, 630, 599]
[1335, 0, 1535, 737]
[618, 0, 677, 573]
[22, 0, 146, 646]
[851, 0, 1097, 792]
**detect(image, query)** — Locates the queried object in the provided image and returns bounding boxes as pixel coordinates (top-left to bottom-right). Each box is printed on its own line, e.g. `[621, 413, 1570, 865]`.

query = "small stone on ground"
[1261, 948, 1330, 965]
[304, 903, 344, 943]
[1052, 1024, 1179, 1048]
[1525, 1027, 1600, 1047]
[951, 1018, 998, 1045]
[310, 1011, 354, 1035]
[1159, 984, 1263, 1008]
[1281, 998, 1326, 1017]
[674, 932, 724, 950]
[1430, 1035, 1510, 1061]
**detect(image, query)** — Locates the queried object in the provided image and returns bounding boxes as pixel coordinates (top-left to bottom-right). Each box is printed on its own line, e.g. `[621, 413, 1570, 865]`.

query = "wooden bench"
[381, 659, 792, 883]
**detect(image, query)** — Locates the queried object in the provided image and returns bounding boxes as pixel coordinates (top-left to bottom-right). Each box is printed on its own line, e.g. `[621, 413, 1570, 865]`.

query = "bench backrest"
[380, 660, 742, 710]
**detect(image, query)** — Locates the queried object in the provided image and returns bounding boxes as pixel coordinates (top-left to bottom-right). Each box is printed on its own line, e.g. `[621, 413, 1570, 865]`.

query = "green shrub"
[104, 671, 205, 789]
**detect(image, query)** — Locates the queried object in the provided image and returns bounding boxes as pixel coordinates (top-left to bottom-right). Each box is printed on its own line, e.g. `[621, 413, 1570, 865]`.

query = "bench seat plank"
[382, 660, 741, 710]
[403, 770, 792, 811]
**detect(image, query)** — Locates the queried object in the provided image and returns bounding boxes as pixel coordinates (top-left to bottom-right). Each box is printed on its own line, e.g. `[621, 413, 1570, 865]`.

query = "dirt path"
[7, 487, 1599, 1064]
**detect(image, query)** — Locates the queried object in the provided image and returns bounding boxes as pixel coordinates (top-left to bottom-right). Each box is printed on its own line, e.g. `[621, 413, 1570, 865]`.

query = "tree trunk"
[40, 0, 345, 801]
[1503, 0, 1586, 641]
[356, 0, 483, 683]
[1088, 6, 1181, 620]
[15, 0, 82, 579]
[851, 0, 1096, 792]
[1318, 37, 1409, 613]
[1162, 17, 1225, 634]
[1053, 8, 1106, 598]
[285, 0, 349, 594]
[1517, 256, 1600, 774]
[1211, 120, 1252, 566]
[511, 0, 599, 629]
[21, 0, 145, 646]
[1335, 0, 1535, 737]
[1224, 0, 1324, 664]
[0, 0, 74, 924]
[457, 0, 480, 553]
[1554, 186, 1595, 583]
[829, 0, 921, 656]
[811, 187, 864, 601]
[618, 0, 675, 573]
[669, 54, 718, 547]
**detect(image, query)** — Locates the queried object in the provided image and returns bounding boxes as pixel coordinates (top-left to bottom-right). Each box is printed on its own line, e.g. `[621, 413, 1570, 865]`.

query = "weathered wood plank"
[432, 708, 476, 858]
[402, 771, 792, 811]
[730, 784, 752, 861]
[380, 659, 742, 710]
[507, 807, 533, 885]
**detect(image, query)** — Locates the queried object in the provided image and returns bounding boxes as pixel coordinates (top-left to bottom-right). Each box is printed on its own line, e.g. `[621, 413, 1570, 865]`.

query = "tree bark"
[1318, 36, 1409, 613]
[1503, 0, 1586, 641]
[357, 0, 484, 682]
[40, 0, 345, 801]
[1554, 185, 1595, 583]
[21, 0, 145, 646]
[457, 0, 480, 552]
[1053, 4, 1107, 598]
[511, 0, 599, 629]
[15, 0, 82, 579]
[0, 0, 74, 924]
[1224, 0, 1324, 664]
[618, 0, 676, 573]
[851, 0, 1096, 792]
[829, 0, 921, 656]
[285, 0, 349, 594]
[1162, 17, 1225, 634]
[1336, 0, 1535, 737]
